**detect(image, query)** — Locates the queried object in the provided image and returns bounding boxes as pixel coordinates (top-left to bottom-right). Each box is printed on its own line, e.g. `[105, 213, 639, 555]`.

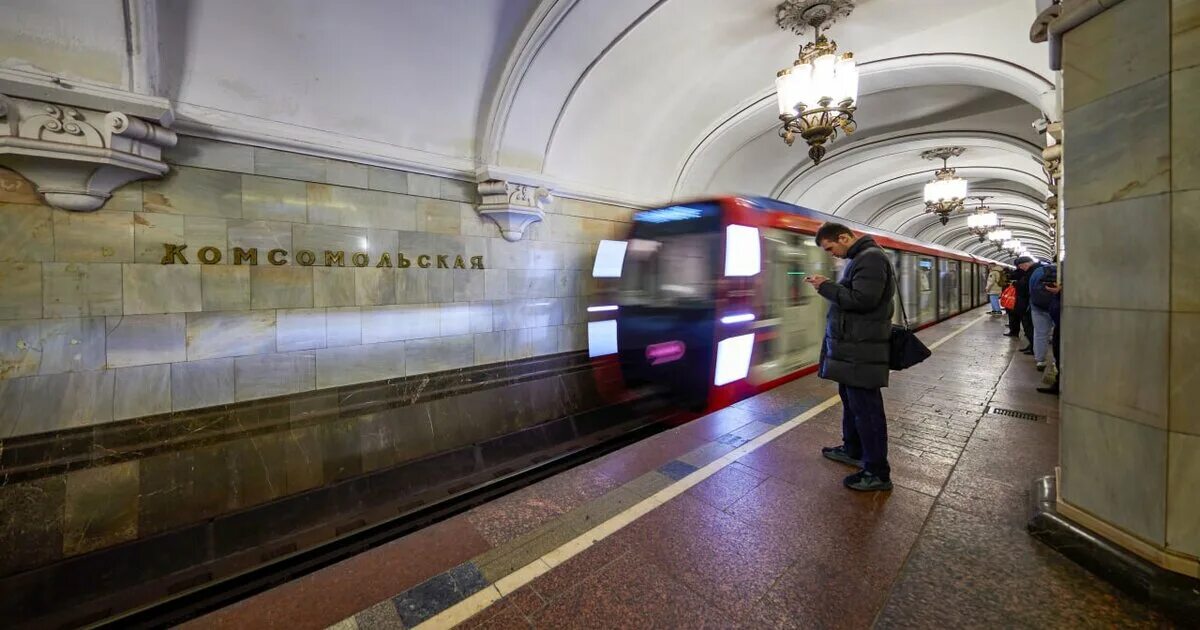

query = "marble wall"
[1059, 0, 1200, 570]
[0, 137, 633, 439]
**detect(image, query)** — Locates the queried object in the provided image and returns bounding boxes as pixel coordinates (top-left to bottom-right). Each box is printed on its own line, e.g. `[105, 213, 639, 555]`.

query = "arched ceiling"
[2, 0, 1056, 258]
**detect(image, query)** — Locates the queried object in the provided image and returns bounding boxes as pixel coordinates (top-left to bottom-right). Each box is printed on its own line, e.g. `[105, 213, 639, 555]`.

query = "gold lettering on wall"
[198, 246, 222, 265]
[161, 243, 188, 264]
[233, 247, 258, 265]
[352, 252, 369, 267]
[376, 253, 393, 268]
[158, 243, 486, 270]
[268, 249, 288, 265]
[297, 250, 317, 266]
[417, 255, 431, 268]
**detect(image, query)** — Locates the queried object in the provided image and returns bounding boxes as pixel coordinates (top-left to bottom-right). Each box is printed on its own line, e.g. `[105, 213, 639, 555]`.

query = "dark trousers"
[839, 384, 891, 480]
[1052, 321, 1061, 378]
[1022, 308, 1035, 344]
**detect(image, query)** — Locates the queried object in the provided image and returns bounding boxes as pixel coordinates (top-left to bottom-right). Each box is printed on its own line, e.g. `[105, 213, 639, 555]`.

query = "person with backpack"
[1029, 261, 1057, 371]
[986, 265, 1005, 314]
[1008, 257, 1037, 353]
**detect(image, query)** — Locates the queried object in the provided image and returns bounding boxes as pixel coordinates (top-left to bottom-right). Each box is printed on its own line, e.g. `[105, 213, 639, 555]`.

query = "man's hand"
[1045, 282, 1061, 295]
[805, 274, 829, 289]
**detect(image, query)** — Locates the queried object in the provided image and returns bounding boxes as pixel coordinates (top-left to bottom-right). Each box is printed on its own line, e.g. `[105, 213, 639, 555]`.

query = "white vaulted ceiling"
[2, 0, 1056, 257]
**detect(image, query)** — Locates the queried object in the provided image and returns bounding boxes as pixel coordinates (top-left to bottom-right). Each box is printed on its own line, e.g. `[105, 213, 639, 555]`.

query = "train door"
[752, 230, 829, 383]
[917, 256, 937, 324]
[959, 261, 972, 311]
[885, 248, 903, 325]
[900, 252, 920, 325]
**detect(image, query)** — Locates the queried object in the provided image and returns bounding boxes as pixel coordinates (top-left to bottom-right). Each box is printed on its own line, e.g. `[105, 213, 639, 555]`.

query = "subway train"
[587, 195, 1003, 412]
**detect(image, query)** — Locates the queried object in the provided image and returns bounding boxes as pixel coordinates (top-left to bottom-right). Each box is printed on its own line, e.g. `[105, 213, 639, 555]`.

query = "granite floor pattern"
[187, 312, 1172, 629]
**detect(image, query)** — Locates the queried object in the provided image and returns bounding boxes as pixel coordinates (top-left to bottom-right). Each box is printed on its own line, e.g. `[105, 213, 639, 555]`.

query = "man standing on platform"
[804, 223, 896, 492]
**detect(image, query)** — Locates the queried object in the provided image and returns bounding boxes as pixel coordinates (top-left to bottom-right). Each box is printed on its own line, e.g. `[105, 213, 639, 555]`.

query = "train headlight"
[714, 333, 755, 385]
[724, 225, 761, 277]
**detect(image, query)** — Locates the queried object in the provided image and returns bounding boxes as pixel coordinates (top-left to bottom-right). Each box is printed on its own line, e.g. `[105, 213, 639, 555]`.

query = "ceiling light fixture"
[774, 0, 858, 165]
[964, 196, 999, 242]
[922, 147, 968, 225]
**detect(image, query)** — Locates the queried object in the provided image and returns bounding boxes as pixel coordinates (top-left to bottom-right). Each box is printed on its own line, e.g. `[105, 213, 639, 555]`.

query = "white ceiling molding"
[0, 67, 172, 125]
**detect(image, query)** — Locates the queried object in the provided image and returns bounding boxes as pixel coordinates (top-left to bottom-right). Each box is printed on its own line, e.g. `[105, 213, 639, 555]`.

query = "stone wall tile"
[313, 267, 356, 307]
[227, 219, 293, 258]
[277, 308, 327, 352]
[1173, 65, 1200, 191]
[163, 136, 254, 172]
[63, 462, 139, 556]
[504, 328, 533, 360]
[428, 271, 453, 302]
[133, 211, 184, 263]
[492, 298, 564, 331]
[0, 371, 114, 437]
[327, 161, 369, 188]
[234, 351, 316, 401]
[315, 341, 405, 389]
[123, 264, 203, 314]
[1166, 431, 1200, 556]
[1171, 312, 1200, 435]
[201, 265, 251, 311]
[171, 357, 234, 411]
[253, 148, 326, 182]
[143, 166, 243, 219]
[460, 204, 492, 238]
[439, 178, 477, 204]
[439, 303, 471, 337]
[292, 222, 367, 259]
[106, 314, 186, 368]
[415, 198, 462, 235]
[406, 173, 441, 198]
[361, 304, 439, 344]
[113, 364, 171, 420]
[0, 204, 54, 261]
[307, 184, 415, 231]
[1063, 73, 1171, 208]
[1060, 404, 1167, 545]
[0, 319, 42, 379]
[484, 268, 508, 300]
[355, 268, 396, 306]
[1174, 191, 1200, 311]
[507, 269, 556, 298]
[1, 263, 42, 319]
[0, 476, 65, 576]
[241, 175, 308, 222]
[326, 307, 362, 347]
[452, 269, 485, 302]
[395, 271, 429, 304]
[405, 334, 473, 376]
[0, 167, 44, 204]
[184, 216, 230, 260]
[186, 310, 276, 361]
[53, 210, 134, 263]
[1062, 306, 1169, 428]
[558, 323, 586, 353]
[366, 228, 399, 264]
[250, 266, 313, 309]
[1175, 0, 1200, 71]
[43, 262, 122, 317]
[367, 166, 408, 194]
[474, 331, 504, 365]
[38, 317, 106, 374]
[1062, 0, 1169, 112]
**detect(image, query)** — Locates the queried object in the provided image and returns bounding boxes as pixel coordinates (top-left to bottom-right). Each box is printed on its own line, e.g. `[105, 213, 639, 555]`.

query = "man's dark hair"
[815, 222, 855, 244]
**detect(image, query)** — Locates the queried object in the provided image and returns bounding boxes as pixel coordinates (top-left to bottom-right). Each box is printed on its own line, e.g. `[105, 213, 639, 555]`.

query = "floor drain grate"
[987, 405, 1047, 422]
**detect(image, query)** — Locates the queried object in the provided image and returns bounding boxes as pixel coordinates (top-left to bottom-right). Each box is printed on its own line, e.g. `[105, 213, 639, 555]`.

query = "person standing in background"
[986, 264, 1005, 314]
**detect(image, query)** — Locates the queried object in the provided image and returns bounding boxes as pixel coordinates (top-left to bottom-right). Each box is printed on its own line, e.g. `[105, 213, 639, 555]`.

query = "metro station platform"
[186, 311, 1169, 629]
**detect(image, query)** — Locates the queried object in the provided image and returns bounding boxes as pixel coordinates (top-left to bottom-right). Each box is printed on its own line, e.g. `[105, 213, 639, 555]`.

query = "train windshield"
[618, 233, 719, 307]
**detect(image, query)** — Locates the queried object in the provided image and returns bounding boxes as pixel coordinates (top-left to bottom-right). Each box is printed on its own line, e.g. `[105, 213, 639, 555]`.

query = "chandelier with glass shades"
[964, 196, 999, 242]
[773, 0, 859, 165]
[922, 147, 968, 225]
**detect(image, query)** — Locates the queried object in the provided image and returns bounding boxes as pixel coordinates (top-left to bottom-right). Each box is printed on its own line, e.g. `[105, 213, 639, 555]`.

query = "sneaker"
[821, 446, 862, 467]
[843, 470, 893, 492]
[1036, 362, 1047, 372]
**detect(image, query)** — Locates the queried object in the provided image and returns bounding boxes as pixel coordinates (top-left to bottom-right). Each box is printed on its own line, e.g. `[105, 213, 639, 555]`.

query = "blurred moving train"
[587, 195, 1005, 412]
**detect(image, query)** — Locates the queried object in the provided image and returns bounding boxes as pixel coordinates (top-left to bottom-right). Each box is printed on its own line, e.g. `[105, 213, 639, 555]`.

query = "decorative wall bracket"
[476, 179, 554, 242]
[0, 94, 177, 211]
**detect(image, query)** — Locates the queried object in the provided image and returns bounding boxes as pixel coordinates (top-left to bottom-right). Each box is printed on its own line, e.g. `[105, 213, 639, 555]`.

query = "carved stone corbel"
[476, 179, 553, 242]
[0, 94, 177, 211]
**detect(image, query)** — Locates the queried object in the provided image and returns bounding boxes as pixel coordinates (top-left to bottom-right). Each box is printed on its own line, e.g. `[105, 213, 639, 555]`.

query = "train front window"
[619, 233, 719, 306]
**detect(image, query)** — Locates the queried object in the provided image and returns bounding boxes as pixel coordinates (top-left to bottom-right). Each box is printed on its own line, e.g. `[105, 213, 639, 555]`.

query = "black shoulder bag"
[885, 262, 931, 370]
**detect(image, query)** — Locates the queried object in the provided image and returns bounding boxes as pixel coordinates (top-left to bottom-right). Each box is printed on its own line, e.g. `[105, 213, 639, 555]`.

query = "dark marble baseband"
[1027, 475, 1200, 626]
[0, 400, 656, 628]
[0, 351, 591, 485]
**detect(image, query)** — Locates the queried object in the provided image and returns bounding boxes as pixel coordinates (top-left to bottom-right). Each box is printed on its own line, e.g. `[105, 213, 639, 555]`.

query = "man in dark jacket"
[1010, 256, 1038, 352]
[804, 223, 895, 492]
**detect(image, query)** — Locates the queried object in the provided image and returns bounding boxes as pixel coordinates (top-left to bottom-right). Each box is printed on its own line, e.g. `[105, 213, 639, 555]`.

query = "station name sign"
[160, 244, 485, 269]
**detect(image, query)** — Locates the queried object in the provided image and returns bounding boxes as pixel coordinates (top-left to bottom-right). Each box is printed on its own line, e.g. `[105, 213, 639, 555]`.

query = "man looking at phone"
[805, 223, 896, 492]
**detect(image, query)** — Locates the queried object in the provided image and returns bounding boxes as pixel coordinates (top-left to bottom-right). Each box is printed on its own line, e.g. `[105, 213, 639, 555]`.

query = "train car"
[587, 195, 1004, 412]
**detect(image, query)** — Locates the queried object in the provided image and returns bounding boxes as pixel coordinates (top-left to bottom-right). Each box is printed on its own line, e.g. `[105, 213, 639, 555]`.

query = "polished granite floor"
[186, 312, 1173, 629]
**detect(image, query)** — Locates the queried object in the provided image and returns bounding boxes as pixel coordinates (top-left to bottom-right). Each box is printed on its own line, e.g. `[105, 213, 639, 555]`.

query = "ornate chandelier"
[922, 147, 968, 225]
[774, 0, 859, 165]
[965, 196, 999, 242]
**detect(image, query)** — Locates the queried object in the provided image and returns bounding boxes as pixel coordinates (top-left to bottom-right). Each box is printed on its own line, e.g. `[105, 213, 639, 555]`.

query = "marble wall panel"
[250, 266, 313, 309]
[1063, 73, 1171, 209]
[1060, 404, 1167, 545]
[292, 223, 368, 260]
[355, 268, 396, 306]
[366, 228, 399, 264]
[241, 175, 308, 223]
[0, 370, 114, 437]
[484, 269, 508, 301]
[133, 211, 184, 263]
[234, 351, 316, 401]
[1174, 191, 1200, 312]
[171, 357, 235, 411]
[0, 319, 42, 380]
[63, 462, 139, 556]
[415, 198, 462, 235]
[395, 271, 429, 304]
[405, 334, 473, 376]
[406, 173, 441, 198]
[277, 308, 327, 352]
[53, 210, 134, 263]
[1166, 431, 1200, 556]
[143, 166, 243, 219]
[474, 331, 505, 365]
[492, 298, 564, 331]
[428, 272, 453, 303]
[1177, 0, 1200, 70]
[460, 204, 493, 239]
[123, 264, 203, 314]
[439, 178, 476, 203]
[113, 364, 172, 420]
[42, 262, 122, 317]
[504, 327, 558, 361]
[327, 161, 369, 188]
[326, 307, 363, 347]
[507, 269, 556, 299]
[0, 476, 65, 576]
[313, 267, 357, 308]
[186, 310, 276, 361]
[315, 340, 405, 389]
[554, 270, 585, 298]
[201, 265, 251, 311]
[559, 323, 587, 353]
[361, 305, 440, 344]
[105, 314, 186, 368]
[253, 148, 327, 182]
[1062, 306, 1169, 428]
[1171, 312, 1200, 435]
[1062, 0, 1170, 112]
[0, 167, 47, 204]
[227, 219, 293, 257]
[468, 302, 492, 334]
[163, 136, 254, 173]
[307, 184, 415, 231]
[38, 317, 106, 375]
[439, 303, 471, 337]
[1173, 65, 1200, 191]
[367, 166, 408, 194]
[0, 204, 54, 261]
